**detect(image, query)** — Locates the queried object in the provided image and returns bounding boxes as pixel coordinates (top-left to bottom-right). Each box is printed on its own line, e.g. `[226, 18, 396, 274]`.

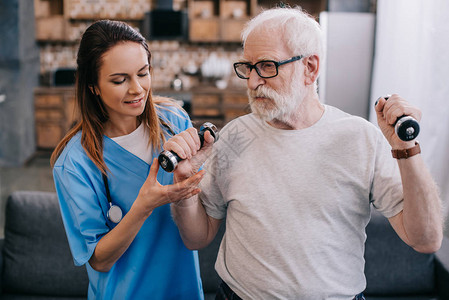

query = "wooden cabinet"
[34, 0, 326, 43]
[34, 87, 78, 149]
[63, 0, 150, 20]
[187, 0, 327, 42]
[257, 0, 326, 17]
[192, 94, 221, 116]
[33, 86, 247, 148]
[189, 86, 248, 128]
[189, 18, 220, 42]
[222, 93, 249, 123]
[188, 0, 257, 42]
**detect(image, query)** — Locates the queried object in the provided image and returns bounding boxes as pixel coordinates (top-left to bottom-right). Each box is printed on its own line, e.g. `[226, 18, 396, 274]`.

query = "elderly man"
[167, 6, 443, 300]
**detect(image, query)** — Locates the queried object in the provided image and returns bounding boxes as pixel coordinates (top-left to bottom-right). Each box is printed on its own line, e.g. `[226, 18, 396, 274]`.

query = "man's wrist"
[391, 141, 421, 159]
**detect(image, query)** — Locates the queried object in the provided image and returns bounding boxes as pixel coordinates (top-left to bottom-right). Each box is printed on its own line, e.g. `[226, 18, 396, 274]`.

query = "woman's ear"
[303, 55, 320, 86]
[89, 85, 99, 96]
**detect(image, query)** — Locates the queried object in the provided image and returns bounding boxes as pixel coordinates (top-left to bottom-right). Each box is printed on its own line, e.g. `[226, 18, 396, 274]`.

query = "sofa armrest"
[435, 235, 449, 299]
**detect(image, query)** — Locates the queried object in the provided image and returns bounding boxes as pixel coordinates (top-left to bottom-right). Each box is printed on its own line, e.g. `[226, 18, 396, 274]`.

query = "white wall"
[319, 12, 375, 120]
[369, 0, 449, 234]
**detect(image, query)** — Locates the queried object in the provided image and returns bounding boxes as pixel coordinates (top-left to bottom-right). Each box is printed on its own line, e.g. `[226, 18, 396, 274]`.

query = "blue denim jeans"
[354, 292, 366, 300]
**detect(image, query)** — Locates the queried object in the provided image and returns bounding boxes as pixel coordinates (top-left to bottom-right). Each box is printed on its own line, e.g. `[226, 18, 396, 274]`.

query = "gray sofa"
[0, 191, 222, 300]
[364, 210, 449, 300]
[0, 191, 88, 300]
[1, 191, 448, 299]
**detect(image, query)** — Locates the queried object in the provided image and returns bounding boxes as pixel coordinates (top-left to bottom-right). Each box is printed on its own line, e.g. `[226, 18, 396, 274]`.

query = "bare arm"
[89, 158, 204, 272]
[163, 127, 221, 249]
[376, 95, 443, 253]
[388, 153, 442, 253]
[171, 195, 222, 250]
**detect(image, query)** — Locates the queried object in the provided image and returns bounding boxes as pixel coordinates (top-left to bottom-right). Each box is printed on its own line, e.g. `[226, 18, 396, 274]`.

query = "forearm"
[171, 195, 217, 250]
[89, 202, 151, 272]
[397, 154, 443, 252]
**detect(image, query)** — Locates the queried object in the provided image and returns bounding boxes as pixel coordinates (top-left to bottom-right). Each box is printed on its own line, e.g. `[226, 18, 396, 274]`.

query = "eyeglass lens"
[236, 61, 277, 79]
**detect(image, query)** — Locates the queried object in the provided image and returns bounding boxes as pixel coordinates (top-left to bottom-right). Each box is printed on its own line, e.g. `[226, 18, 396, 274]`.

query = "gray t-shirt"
[199, 105, 403, 300]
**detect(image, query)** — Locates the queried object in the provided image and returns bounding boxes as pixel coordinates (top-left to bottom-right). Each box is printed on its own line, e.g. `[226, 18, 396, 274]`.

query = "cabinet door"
[224, 107, 248, 123]
[64, 95, 79, 131]
[36, 122, 63, 149]
[35, 109, 64, 122]
[35, 16, 67, 41]
[35, 94, 63, 107]
[223, 94, 248, 106]
[220, 19, 247, 42]
[192, 94, 221, 117]
[34, 89, 76, 149]
[223, 94, 249, 122]
[189, 18, 220, 42]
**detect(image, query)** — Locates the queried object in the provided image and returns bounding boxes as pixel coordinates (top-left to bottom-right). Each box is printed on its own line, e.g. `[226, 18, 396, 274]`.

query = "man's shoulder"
[324, 104, 374, 127]
[222, 113, 259, 130]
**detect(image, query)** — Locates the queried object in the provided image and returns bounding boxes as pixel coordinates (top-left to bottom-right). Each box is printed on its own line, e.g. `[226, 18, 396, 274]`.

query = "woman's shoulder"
[155, 97, 188, 117]
[154, 96, 191, 132]
[53, 132, 91, 170]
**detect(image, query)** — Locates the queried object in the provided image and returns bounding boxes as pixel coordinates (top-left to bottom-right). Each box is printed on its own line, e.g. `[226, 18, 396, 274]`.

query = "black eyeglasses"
[233, 55, 304, 79]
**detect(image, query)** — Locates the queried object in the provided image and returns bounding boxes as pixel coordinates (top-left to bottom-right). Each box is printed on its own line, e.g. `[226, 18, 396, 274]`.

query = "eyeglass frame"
[233, 55, 304, 79]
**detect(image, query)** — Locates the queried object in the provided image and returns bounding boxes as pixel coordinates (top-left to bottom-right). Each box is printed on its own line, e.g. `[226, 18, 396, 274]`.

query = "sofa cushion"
[364, 210, 435, 296]
[2, 191, 88, 296]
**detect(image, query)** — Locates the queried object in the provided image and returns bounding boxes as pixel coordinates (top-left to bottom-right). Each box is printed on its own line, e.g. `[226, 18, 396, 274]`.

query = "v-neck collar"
[103, 135, 157, 180]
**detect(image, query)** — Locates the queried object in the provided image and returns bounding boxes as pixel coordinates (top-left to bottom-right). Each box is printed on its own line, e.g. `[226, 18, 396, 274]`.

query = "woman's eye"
[138, 72, 149, 77]
[112, 78, 126, 84]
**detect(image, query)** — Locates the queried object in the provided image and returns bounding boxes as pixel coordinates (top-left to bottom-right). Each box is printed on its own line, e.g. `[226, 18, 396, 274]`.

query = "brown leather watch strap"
[391, 142, 421, 159]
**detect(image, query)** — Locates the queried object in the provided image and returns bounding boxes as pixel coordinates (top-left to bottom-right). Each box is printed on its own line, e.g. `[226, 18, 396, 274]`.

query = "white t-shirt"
[112, 123, 152, 164]
[199, 105, 403, 300]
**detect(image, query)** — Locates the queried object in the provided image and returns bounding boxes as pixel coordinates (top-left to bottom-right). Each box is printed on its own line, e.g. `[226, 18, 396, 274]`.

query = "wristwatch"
[391, 142, 421, 159]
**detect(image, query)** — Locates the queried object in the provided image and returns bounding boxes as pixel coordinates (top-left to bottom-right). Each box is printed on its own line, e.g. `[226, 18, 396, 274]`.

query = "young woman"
[51, 20, 206, 299]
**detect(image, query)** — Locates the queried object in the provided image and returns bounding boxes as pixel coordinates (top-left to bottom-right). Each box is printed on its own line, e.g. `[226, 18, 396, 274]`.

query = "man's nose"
[247, 68, 265, 90]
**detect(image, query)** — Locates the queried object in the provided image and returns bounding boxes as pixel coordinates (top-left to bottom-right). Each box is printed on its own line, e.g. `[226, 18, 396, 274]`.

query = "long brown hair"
[51, 20, 170, 174]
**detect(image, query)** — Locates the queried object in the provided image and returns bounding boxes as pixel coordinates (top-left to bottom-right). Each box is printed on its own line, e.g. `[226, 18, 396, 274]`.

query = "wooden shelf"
[34, 87, 78, 149]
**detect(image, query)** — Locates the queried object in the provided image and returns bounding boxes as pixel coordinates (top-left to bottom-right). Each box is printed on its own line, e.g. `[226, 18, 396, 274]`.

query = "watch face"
[108, 205, 123, 223]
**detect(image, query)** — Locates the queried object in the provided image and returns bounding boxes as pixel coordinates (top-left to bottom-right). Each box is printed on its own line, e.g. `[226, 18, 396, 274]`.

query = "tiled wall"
[37, 0, 246, 90]
[39, 39, 245, 90]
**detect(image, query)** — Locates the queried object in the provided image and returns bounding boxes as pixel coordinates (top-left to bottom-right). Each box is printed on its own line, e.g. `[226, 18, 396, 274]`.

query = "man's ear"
[303, 55, 320, 86]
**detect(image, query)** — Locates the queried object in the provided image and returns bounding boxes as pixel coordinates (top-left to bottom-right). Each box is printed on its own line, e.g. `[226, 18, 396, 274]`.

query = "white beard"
[248, 75, 306, 124]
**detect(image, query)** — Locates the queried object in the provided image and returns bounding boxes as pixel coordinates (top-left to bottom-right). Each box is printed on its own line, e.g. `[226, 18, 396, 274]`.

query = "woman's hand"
[90, 157, 204, 272]
[134, 158, 205, 215]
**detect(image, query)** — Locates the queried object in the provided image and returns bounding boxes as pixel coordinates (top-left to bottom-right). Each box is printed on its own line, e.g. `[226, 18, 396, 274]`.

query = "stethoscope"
[102, 173, 123, 224]
[102, 118, 176, 224]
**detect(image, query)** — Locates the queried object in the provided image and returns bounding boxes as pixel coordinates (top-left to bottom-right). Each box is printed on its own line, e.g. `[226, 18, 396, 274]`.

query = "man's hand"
[162, 127, 215, 181]
[375, 94, 422, 149]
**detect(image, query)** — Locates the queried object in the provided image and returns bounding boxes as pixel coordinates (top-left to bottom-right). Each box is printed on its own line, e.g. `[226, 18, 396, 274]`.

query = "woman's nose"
[129, 77, 144, 94]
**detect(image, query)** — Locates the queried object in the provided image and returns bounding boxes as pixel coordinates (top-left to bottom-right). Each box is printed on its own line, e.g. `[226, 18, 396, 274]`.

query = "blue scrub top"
[53, 105, 204, 300]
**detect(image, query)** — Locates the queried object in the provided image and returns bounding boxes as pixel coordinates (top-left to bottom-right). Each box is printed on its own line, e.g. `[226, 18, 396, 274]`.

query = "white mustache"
[249, 87, 278, 102]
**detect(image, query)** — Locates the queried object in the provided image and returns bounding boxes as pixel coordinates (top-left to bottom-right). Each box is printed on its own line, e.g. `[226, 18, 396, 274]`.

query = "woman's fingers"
[165, 170, 205, 202]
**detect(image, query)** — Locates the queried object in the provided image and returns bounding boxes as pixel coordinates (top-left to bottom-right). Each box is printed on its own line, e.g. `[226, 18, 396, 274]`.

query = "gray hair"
[241, 7, 324, 60]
